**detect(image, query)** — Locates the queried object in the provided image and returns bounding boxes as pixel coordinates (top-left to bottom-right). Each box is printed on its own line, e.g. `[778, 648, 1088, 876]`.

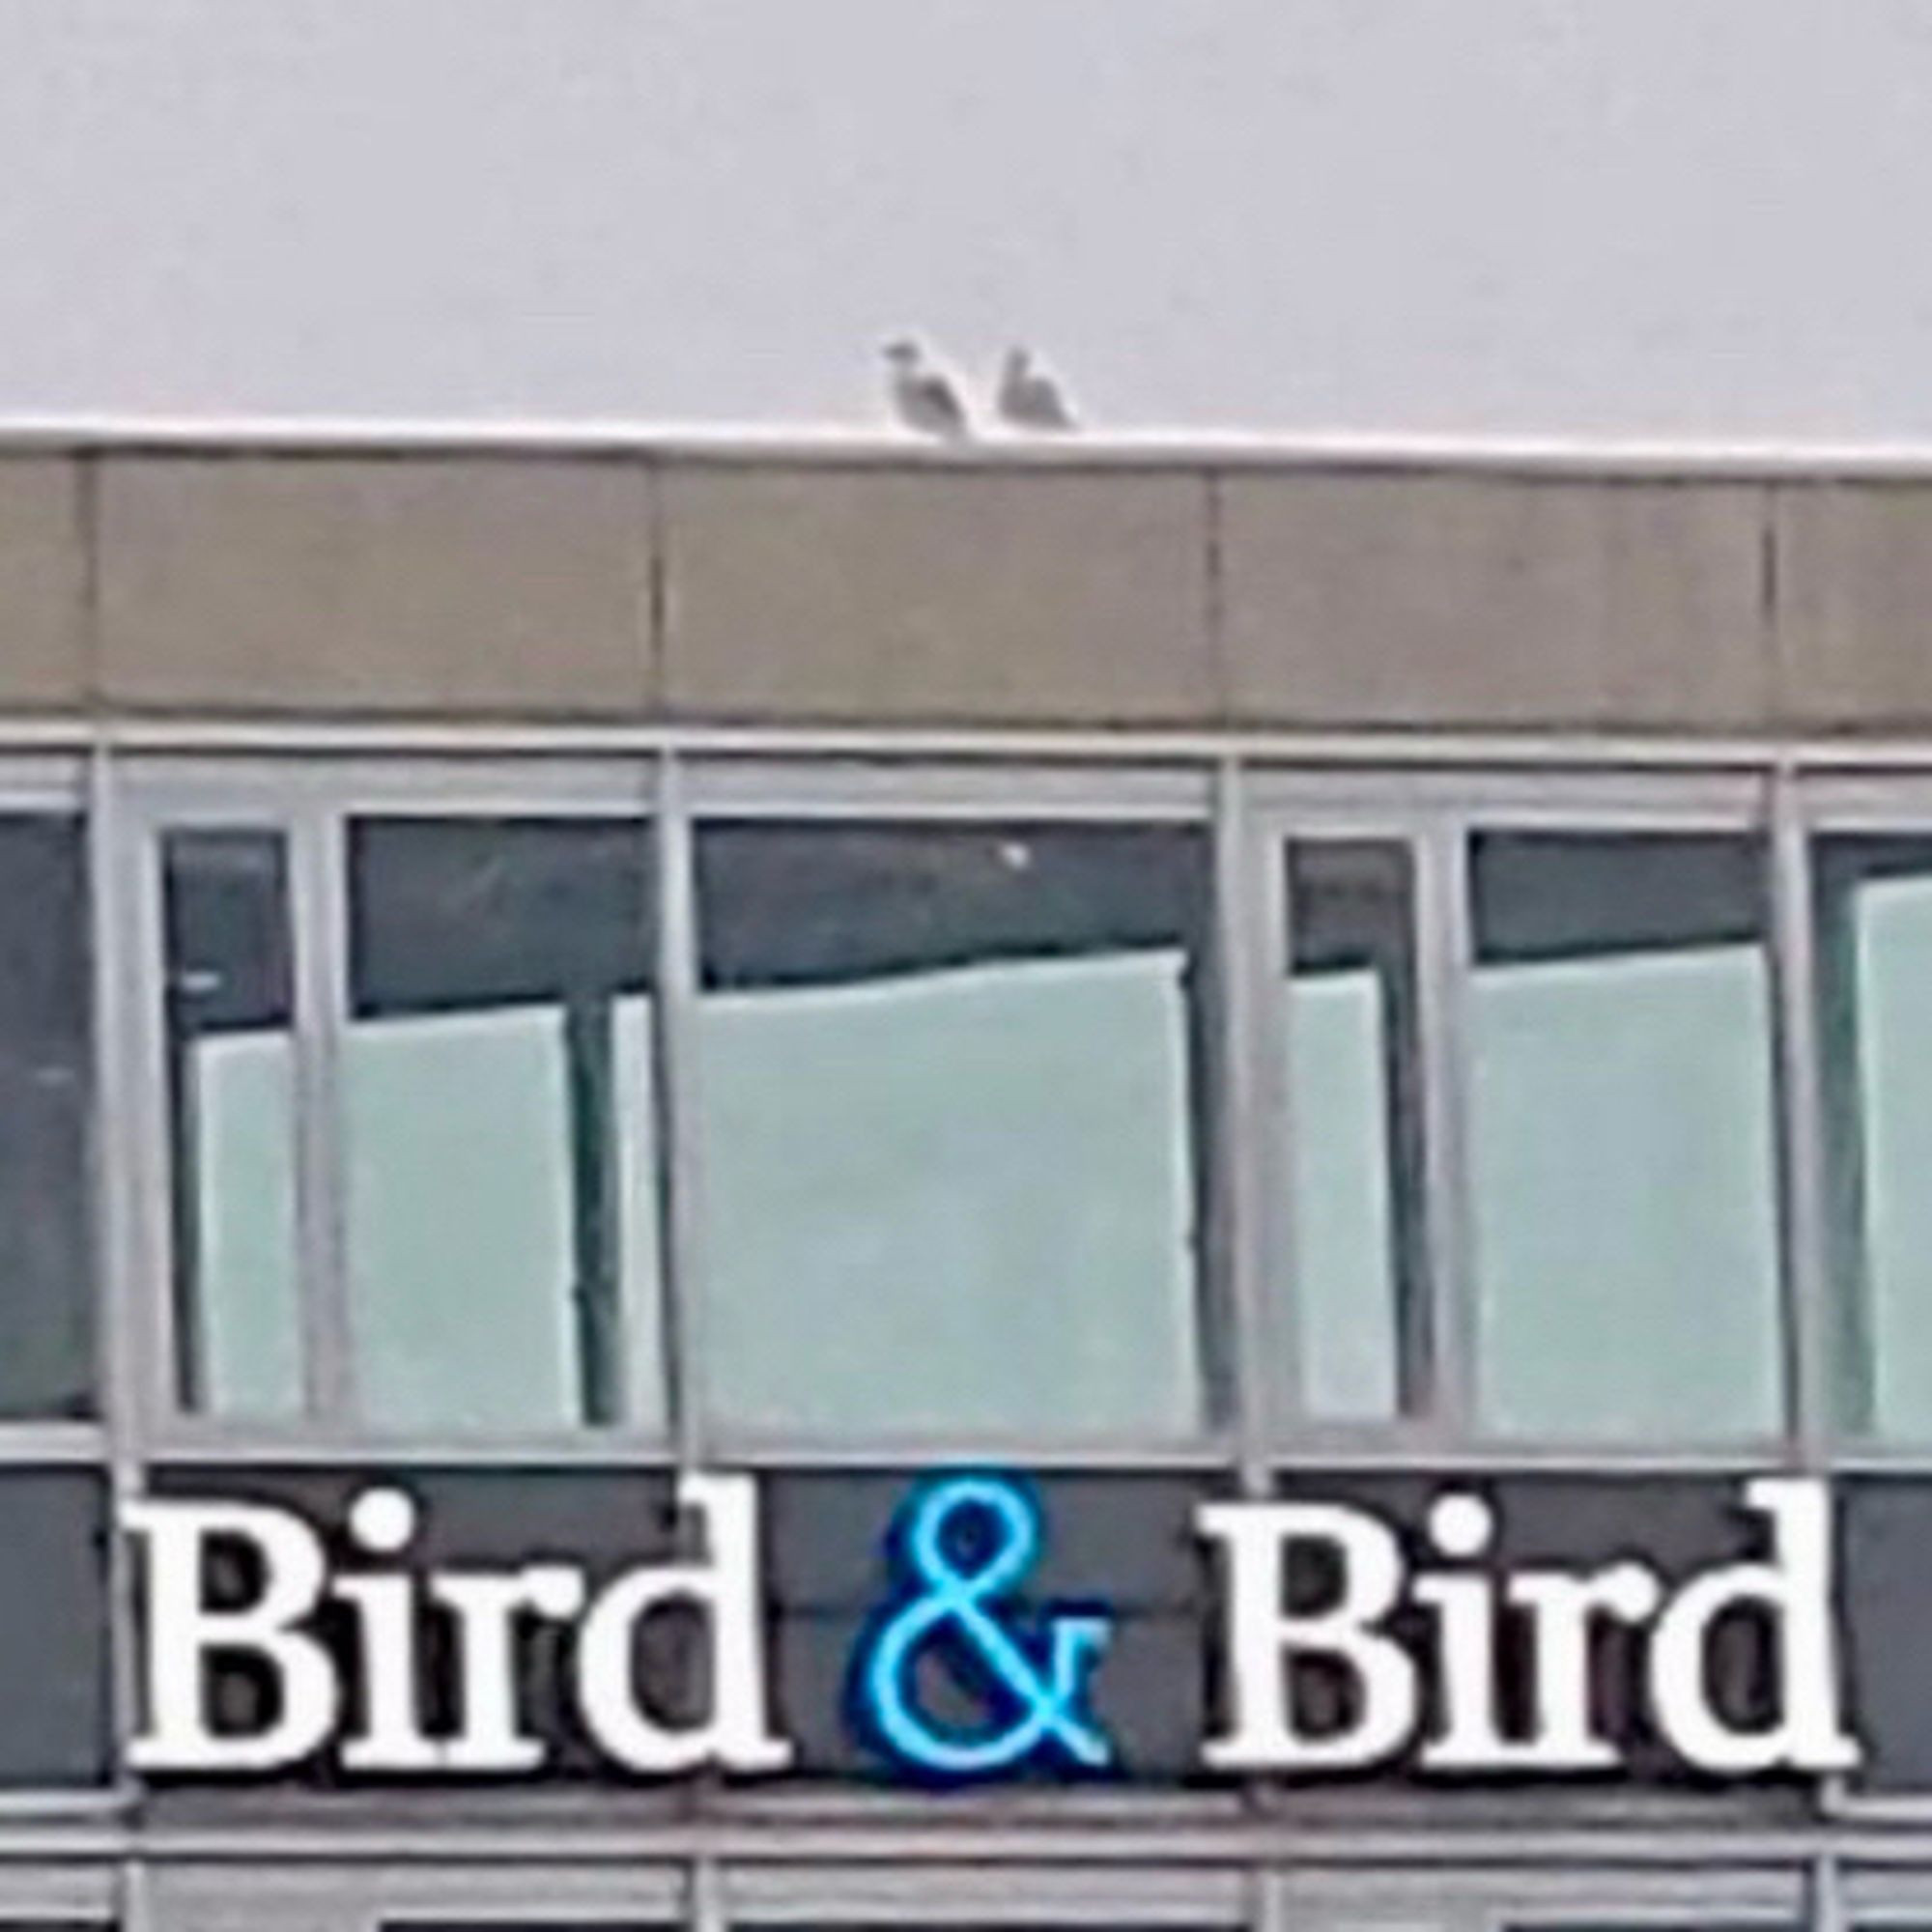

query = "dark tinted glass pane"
[0, 818, 93, 1419]
[1283, 838, 1426, 1423]
[346, 817, 662, 1432]
[1469, 832, 1781, 1439]
[162, 828, 300, 1418]
[695, 821, 1211, 1437]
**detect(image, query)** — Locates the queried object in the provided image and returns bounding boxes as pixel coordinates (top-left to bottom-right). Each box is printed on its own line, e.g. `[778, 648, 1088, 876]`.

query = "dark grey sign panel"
[0, 1469, 111, 1786]
[1835, 1476, 1932, 1794]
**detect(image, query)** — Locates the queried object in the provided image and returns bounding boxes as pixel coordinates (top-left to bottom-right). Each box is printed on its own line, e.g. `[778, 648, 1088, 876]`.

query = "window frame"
[109, 754, 672, 1460]
[145, 1860, 687, 1932]
[1782, 772, 1932, 1466]
[1242, 763, 1796, 1464]
[677, 753, 1225, 1465]
[1272, 1863, 1805, 1932]
[0, 1858, 119, 1925]
[110, 750, 1230, 1466]
[97, 746, 1845, 1468]
[133, 1857, 1810, 1932]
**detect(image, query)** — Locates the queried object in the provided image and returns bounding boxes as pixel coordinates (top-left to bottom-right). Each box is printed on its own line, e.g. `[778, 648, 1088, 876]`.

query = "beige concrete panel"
[1221, 472, 1772, 730]
[0, 458, 87, 708]
[1773, 484, 1932, 729]
[659, 466, 1211, 724]
[97, 457, 653, 716]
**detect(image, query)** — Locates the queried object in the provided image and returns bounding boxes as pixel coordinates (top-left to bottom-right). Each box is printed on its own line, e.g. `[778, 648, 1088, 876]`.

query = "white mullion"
[1769, 764, 1834, 1466]
[656, 751, 709, 1466]
[1415, 818, 1477, 1439]
[89, 740, 154, 1448]
[1255, 1865, 1289, 1932]
[106, 788, 181, 1440]
[120, 1858, 156, 1932]
[84, 741, 150, 1817]
[692, 1853, 727, 1932]
[1245, 795, 1295, 1468]
[1811, 1853, 1848, 1932]
[289, 804, 355, 1424]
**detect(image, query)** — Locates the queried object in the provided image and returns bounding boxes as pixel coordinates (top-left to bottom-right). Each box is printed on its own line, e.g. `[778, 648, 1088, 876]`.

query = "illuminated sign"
[122, 1473, 1860, 1782]
[857, 1475, 1115, 1776]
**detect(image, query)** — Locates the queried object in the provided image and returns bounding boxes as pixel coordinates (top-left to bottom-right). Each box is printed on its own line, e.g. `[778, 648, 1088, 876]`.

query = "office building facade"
[0, 433, 1929, 1930]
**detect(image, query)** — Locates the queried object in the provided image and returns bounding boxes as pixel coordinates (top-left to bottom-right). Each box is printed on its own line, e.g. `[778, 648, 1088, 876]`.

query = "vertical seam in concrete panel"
[74, 452, 103, 717]
[643, 457, 668, 720]
[1203, 469, 1229, 725]
[1761, 479, 1787, 731]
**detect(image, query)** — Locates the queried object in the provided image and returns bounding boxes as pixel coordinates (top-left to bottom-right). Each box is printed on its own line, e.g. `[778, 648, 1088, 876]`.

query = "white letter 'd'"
[576, 1471, 793, 1775]
[1649, 1477, 1860, 1775]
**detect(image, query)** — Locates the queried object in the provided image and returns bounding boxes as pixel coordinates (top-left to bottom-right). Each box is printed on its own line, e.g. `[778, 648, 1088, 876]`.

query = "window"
[137, 760, 1843, 1457]
[344, 817, 664, 1434]
[162, 828, 302, 1420]
[0, 817, 93, 1421]
[693, 820, 1211, 1440]
[1813, 836, 1932, 1439]
[1467, 831, 1783, 1440]
[1279, 838, 1427, 1424]
[163, 810, 665, 1434]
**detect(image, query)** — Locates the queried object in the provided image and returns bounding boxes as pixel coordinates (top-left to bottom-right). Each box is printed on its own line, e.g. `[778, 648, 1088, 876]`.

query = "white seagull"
[996, 346, 1076, 431]
[882, 338, 971, 440]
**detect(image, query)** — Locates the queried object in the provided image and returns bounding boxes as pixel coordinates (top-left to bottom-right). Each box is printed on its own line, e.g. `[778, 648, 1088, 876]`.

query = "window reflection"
[346, 818, 662, 1434]
[694, 821, 1210, 1438]
[162, 828, 302, 1418]
[1469, 831, 1782, 1440]
[1814, 836, 1932, 1438]
[1282, 839, 1427, 1424]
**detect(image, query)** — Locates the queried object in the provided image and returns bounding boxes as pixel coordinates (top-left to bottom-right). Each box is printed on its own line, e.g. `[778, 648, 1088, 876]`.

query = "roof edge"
[5, 413, 1932, 480]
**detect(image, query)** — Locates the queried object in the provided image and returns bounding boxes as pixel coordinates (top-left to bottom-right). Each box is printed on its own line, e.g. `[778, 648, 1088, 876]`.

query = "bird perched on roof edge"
[882, 338, 971, 440]
[996, 345, 1076, 431]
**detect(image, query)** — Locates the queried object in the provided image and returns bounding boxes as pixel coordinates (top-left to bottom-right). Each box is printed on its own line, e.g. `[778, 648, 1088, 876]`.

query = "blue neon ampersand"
[856, 1475, 1115, 1777]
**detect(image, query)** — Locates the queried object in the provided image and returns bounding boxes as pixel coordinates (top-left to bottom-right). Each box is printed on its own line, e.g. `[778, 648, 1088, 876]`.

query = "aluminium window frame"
[112, 749, 1236, 1465]
[104, 753, 674, 1460]
[1838, 1860, 1932, 1924]
[1778, 770, 1932, 1469]
[144, 1859, 688, 1932]
[674, 751, 1227, 1467]
[1241, 761, 1801, 1466]
[723, 1861, 1248, 1924]
[0, 1858, 121, 1924]
[129, 1856, 1813, 1932]
[1273, 1862, 1806, 1932]
[95, 741, 1857, 1469]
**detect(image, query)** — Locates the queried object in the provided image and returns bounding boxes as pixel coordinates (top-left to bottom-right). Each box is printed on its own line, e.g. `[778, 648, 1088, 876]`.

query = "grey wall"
[5, 445, 1932, 733]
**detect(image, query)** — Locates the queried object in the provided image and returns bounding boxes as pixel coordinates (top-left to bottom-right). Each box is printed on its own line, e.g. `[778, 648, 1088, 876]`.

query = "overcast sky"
[4, 0, 1930, 440]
